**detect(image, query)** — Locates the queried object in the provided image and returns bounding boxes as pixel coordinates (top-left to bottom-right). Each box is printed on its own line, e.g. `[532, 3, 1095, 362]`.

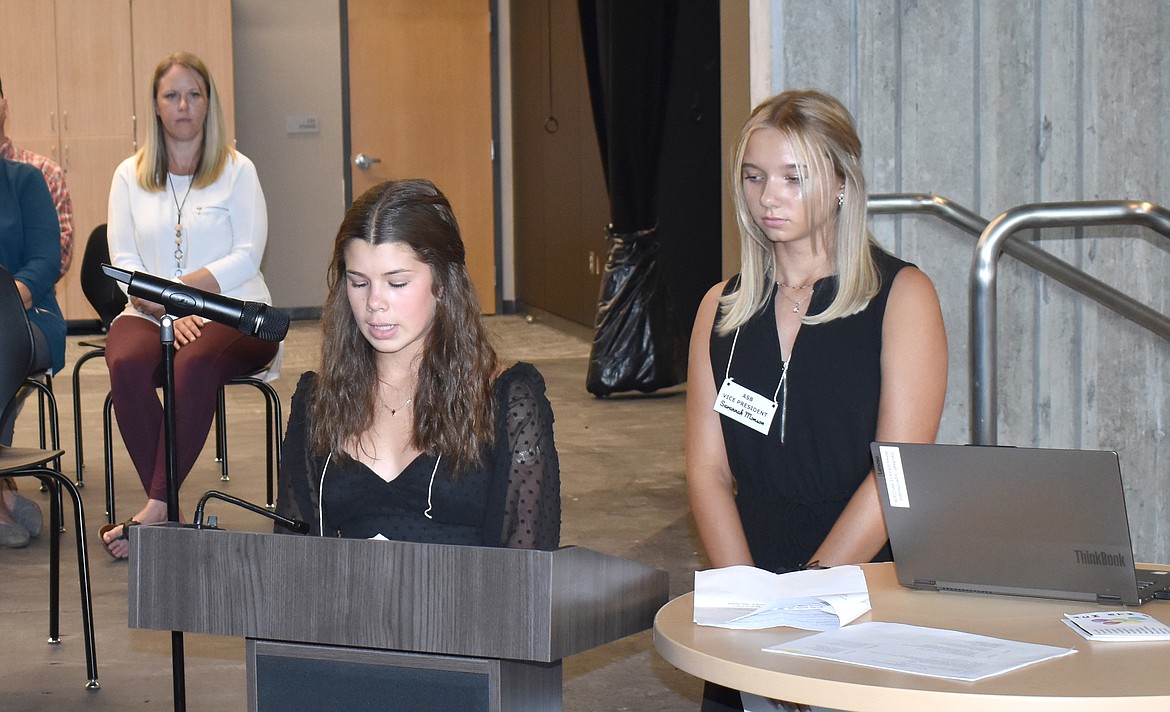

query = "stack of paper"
[1063, 611, 1170, 641]
[764, 622, 1076, 681]
[692, 565, 870, 631]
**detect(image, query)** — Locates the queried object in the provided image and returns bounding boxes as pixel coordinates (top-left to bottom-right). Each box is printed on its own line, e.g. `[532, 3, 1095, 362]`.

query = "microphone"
[102, 263, 289, 342]
[193, 490, 310, 534]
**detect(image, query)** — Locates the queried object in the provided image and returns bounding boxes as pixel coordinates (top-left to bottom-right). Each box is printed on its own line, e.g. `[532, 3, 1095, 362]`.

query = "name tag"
[713, 378, 777, 435]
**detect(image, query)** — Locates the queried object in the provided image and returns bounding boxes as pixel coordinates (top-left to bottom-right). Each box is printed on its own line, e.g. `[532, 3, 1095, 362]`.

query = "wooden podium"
[128, 524, 668, 711]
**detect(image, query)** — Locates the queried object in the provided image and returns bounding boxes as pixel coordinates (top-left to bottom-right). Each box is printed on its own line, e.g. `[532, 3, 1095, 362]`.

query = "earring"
[837, 192, 845, 208]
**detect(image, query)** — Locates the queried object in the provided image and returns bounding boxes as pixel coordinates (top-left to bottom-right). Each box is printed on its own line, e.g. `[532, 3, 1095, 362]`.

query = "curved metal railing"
[868, 194, 1170, 444]
[868, 193, 987, 235]
[970, 200, 1170, 444]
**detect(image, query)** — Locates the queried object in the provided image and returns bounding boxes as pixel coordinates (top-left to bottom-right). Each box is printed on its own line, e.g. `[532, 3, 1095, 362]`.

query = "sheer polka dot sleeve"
[274, 371, 323, 536]
[496, 363, 561, 549]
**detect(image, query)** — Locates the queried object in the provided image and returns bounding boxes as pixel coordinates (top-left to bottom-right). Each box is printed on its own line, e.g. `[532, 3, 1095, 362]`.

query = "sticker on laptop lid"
[878, 445, 910, 508]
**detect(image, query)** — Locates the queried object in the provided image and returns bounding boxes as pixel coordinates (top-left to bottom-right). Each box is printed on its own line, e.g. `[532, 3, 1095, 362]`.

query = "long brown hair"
[309, 179, 499, 474]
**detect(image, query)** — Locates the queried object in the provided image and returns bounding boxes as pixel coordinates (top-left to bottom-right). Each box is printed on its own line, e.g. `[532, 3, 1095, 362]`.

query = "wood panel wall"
[0, 0, 233, 324]
[510, 0, 609, 326]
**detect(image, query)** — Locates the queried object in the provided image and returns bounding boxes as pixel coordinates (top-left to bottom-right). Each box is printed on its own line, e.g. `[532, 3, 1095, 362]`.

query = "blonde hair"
[135, 52, 232, 191]
[719, 89, 880, 335]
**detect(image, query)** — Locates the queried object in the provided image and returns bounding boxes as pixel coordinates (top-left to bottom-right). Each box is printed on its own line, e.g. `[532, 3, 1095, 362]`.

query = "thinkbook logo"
[1074, 549, 1127, 567]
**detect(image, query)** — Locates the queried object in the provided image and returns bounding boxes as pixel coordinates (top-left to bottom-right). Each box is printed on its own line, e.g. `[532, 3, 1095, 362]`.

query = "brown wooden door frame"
[339, 0, 502, 314]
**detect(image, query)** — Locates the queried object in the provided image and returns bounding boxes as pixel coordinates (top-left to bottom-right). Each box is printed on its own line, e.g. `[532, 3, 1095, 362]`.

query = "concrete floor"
[0, 315, 706, 711]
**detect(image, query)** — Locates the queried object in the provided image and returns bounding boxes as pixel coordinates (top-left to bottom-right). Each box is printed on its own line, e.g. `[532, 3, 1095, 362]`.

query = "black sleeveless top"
[709, 247, 909, 572]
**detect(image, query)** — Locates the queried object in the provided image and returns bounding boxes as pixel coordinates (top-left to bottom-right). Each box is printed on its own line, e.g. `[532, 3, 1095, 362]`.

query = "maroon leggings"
[105, 316, 280, 502]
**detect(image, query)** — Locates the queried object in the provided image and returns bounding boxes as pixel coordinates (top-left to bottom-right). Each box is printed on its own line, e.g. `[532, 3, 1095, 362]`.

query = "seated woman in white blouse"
[100, 52, 279, 559]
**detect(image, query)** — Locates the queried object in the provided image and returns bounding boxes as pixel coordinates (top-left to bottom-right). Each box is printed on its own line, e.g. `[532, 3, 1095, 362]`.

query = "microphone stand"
[101, 265, 289, 712]
[159, 314, 186, 712]
[193, 490, 310, 534]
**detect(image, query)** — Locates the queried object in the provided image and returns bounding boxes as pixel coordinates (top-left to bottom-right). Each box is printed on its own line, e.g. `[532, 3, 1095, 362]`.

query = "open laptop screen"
[871, 442, 1148, 605]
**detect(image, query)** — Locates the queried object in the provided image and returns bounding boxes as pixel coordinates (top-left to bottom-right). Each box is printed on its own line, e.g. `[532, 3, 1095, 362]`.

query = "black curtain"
[579, 0, 687, 396]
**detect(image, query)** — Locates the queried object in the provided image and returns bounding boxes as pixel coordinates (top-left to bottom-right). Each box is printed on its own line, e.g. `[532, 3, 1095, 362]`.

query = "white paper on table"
[693, 565, 870, 631]
[764, 621, 1076, 682]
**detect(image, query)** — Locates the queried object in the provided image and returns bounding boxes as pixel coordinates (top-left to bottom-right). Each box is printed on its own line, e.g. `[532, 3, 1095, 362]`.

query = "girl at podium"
[685, 90, 948, 711]
[276, 179, 561, 549]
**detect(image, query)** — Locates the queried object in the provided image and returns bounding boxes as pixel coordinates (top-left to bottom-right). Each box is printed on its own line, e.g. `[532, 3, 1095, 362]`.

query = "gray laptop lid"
[871, 442, 1156, 606]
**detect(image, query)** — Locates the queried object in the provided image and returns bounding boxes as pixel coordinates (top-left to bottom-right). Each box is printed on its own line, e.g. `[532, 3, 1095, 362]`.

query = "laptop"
[870, 442, 1170, 606]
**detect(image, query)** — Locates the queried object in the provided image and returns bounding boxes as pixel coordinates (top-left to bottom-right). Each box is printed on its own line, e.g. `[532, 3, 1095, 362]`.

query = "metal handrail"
[868, 195, 1170, 444]
[971, 200, 1170, 444]
[868, 195, 1166, 319]
[868, 193, 988, 236]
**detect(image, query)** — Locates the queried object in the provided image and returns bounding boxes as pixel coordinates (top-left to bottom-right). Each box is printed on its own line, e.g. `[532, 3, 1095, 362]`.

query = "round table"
[654, 562, 1170, 711]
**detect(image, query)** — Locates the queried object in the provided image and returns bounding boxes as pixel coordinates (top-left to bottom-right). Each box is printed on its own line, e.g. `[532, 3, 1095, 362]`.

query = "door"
[346, 0, 497, 313]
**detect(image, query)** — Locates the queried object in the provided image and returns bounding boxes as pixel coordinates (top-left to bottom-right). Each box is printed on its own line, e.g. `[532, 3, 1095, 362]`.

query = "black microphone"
[193, 490, 310, 534]
[102, 263, 289, 342]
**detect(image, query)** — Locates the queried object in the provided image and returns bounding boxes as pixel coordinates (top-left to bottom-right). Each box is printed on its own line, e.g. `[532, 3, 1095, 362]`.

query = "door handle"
[354, 153, 382, 171]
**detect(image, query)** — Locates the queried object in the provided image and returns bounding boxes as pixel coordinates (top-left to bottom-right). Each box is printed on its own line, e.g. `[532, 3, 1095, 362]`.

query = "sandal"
[98, 519, 140, 560]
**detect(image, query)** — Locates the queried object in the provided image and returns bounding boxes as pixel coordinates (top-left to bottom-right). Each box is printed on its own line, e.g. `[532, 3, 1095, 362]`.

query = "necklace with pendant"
[777, 281, 815, 313]
[379, 383, 413, 416]
[168, 173, 195, 278]
[387, 397, 412, 416]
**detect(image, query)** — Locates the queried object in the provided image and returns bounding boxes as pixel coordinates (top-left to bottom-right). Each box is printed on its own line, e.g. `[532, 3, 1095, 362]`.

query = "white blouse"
[107, 150, 271, 318]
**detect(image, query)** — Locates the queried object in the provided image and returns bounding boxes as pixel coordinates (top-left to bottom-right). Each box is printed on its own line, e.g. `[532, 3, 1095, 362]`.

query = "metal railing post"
[971, 201, 1170, 445]
[869, 194, 1170, 445]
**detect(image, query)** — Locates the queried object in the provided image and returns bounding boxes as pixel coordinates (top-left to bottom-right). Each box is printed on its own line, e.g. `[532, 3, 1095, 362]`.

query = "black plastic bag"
[586, 226, 687, 396]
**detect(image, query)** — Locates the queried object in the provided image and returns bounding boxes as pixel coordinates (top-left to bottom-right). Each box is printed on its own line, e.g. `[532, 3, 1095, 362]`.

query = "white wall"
[756, 0, 1170, 561]
[231, 0, 346, 314]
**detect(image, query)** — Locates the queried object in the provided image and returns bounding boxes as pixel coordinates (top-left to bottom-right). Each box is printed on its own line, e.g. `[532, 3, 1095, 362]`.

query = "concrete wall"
[754, 0, 1170, 561]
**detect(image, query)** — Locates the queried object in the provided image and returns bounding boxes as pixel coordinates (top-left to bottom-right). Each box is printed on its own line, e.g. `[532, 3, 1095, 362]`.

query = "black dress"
[709, 247, 909, 573]
[702, 247, 910, 712]
[275, 362, 561, 550]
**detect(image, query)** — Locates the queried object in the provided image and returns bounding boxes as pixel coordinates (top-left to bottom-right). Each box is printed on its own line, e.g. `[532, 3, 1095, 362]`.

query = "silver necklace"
[379, 383, 413, 416]
[777, 281, 814, 313]
[386, 397, 412, 416]
[168, 173, 194, 278]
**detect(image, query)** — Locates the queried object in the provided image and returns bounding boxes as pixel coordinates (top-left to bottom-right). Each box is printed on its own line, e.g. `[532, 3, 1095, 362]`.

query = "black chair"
[212, 365, 283, 502]
[25, 372, 60, 478]
[100, 362, 283, 525]
[72, 225, 282, 518]
[71, 224, 125, 485]
[0, 264, 99, 689]
[9, 272, 63, 496]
